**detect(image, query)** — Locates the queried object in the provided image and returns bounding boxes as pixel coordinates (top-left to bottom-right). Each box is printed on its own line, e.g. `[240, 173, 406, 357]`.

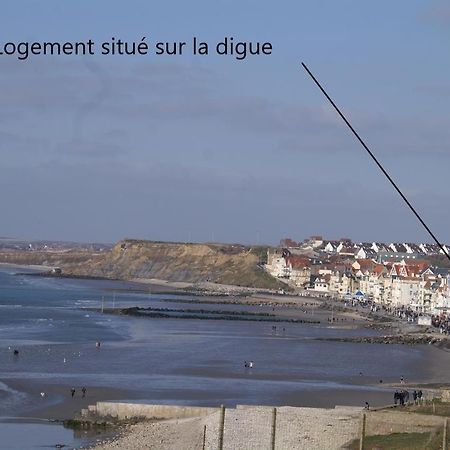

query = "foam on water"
[0, 381, 29, 415]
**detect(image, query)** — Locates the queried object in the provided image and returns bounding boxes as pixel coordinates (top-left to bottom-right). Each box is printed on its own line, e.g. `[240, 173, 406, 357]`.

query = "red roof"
[286, 256, 311, 269]
[390, 261, 431, 278]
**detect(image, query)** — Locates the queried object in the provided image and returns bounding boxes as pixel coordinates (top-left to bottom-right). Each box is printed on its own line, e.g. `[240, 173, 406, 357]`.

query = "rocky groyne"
[318, 334, 450, 347]
[105, 306, 321, 324]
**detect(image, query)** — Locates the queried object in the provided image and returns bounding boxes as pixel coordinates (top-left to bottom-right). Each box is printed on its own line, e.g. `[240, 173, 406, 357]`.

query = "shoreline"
[7, 262, 450, 342]
[4, 262, 284, 296]
[0, 262, 55, 271]
[2, 379, 144, 422]
[2, 265, 449, 426]
[13, 263, 448, 343]
[5, 264, 192, 295]
[2, 355, 446, 424]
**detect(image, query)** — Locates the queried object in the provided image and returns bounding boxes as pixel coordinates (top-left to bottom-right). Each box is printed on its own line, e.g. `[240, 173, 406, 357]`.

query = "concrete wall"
[89, 402, 218, 420]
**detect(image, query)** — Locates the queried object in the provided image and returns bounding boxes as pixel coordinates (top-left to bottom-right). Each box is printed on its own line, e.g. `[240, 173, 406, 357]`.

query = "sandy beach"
[4, 380, 142, 421]
[8, 380, 395, 422]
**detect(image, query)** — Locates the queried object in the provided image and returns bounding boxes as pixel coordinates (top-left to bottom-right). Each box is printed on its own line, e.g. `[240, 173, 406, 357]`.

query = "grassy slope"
[347, 431, 444, 450]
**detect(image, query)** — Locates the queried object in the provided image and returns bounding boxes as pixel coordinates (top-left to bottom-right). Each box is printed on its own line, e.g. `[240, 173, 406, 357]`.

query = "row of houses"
[266, 246, 450, 312]
[280, 236, 450, 261]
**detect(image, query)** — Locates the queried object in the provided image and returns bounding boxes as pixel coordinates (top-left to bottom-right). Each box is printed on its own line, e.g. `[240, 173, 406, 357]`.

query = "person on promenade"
[413, 390, 418, 405]
[418, 390, 423, 404]
[71, 388, 76, 398]
[82, 387, 86, 398]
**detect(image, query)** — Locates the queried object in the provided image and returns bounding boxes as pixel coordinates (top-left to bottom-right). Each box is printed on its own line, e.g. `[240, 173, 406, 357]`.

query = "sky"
[1, 0, 450, 245]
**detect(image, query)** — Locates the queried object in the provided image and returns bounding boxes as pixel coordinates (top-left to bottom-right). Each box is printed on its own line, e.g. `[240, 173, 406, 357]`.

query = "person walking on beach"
[413, 390, 418, 405]
[71, 388, 76, 398]
[82, 387, 86, 398]
[404, 390, 410, 405]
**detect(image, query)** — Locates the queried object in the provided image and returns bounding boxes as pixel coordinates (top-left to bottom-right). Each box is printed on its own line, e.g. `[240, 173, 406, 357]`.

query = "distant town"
[4, 234, 450, 315]
[0, 237, 112, 253]
[266, 236, 450, 314]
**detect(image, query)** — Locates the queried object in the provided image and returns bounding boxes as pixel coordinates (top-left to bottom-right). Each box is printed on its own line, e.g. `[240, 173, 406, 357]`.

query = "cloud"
[1, 155, 443, 244]
[1, 55, 450, 243]
[0, 57, 437, 165]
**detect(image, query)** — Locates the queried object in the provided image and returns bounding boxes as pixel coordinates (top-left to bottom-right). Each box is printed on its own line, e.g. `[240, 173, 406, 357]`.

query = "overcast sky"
[1, 0, 450, 245]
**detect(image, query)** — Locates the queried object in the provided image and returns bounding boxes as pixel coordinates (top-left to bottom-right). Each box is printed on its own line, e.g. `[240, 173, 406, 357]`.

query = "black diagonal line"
[301, 61, 450, 262]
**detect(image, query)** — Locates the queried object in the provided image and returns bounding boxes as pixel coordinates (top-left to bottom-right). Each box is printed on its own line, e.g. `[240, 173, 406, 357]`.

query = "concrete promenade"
[87, 403, 362, 450]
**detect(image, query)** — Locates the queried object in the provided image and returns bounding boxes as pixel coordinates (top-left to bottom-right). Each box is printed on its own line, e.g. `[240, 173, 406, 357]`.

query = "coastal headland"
[0, 239, 289, 291]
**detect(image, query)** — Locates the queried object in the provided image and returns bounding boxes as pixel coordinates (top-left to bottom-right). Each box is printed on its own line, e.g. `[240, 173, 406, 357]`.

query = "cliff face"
[0, 240, 287, 290]
[65, 240, 284, 289]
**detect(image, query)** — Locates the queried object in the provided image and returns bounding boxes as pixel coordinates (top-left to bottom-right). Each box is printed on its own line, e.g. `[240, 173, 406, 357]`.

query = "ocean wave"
[0, 381, 21, 395]
[0, 381, 29, 415]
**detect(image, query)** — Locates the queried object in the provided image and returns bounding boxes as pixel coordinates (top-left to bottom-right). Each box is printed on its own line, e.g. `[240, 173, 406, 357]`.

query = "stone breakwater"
[103, 306, 321, 324]
[318, 335, 450, 347]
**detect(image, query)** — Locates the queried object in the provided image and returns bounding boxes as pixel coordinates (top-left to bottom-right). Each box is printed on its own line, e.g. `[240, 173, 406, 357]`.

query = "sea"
[0, 266, 448, 449]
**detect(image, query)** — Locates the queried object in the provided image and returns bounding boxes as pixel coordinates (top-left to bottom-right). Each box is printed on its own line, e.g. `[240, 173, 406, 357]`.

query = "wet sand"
[0, 376, 420, 422]
[0, 270, 447, 424]
[5, 379, 143, 421]
[3, 308, 447, 423]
